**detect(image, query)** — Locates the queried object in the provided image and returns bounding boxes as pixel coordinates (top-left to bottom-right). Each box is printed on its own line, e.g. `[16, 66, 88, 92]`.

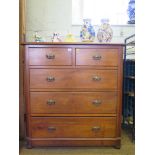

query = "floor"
[19, 130, 135, 155]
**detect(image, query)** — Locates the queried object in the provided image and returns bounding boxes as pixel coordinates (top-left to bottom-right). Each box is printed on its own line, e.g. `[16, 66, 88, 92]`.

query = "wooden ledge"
[21, 42, 125, 46]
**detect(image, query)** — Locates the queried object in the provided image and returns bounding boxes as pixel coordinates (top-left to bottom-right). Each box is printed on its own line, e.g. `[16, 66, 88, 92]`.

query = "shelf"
[124, 59, 135, 62]
[123, 34, 135, 141]
[125, 76, 135, 79]
[126, 41, 135, 46]
[124, 92, 135, 97]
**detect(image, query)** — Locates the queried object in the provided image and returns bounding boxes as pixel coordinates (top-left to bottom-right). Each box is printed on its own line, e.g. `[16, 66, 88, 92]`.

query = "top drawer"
[76, 48, 118, 66]
[29, 48, 72, 66]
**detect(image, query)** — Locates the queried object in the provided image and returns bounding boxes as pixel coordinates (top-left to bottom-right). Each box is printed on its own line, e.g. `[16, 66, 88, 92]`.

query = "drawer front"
[31, 117, 116, 138]
[30, 92, 117, 114]
[29, 48, 72, 66]
[76, 48, 118, 66]
[30, 69, 117, 89]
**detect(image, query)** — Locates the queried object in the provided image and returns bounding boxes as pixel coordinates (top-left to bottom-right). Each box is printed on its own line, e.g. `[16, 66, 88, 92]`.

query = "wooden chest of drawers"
[24, 43, 123, 148]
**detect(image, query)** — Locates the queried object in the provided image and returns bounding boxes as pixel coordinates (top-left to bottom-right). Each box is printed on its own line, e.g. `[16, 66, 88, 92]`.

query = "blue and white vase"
[128, 0, 135, 24]
[80, 19, 95, 42]
[97, 19, 113, 43]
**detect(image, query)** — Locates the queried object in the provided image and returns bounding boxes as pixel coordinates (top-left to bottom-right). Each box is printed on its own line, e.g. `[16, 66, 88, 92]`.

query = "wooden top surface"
[21, 42, 125, 46]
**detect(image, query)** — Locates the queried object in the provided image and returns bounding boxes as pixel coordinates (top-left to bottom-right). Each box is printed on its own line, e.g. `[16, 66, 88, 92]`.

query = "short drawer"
[31, 117, 116, 138]
[29, 48, 72, 66]
[30, 69, 117, 90]
[30, 92, 117, 114]
[76, 48, 118, 66]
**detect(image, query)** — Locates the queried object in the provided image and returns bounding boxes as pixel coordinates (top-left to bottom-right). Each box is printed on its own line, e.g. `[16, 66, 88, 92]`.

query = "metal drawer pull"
[92, 100, 102, 106]
[47, 76, 55, 82]
[47, 99, 56, 105]
[48, 127, 56, 131]
[46, 54, 55, 59]
[92, 126, 101, 132]
[92, 55, 102, 60]
[92, 76, 101, 81]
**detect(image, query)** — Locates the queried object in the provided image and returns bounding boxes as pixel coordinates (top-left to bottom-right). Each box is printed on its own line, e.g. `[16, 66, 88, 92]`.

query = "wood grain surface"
[24, 44, 123, 148]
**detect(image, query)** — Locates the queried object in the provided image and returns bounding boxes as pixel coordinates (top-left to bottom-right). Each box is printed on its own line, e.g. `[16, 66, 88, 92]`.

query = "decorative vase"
[127, 0, 135, 24]
[97, 19, 113, 43]
[51, 32, 62, 42]
[80, 19, 95, 42]
[33, 31, 45, 42]
[64, 33, 76, 42]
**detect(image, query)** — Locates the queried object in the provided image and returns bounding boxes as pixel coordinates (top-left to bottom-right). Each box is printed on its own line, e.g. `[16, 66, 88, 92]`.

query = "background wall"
[26, 0, 135, 43]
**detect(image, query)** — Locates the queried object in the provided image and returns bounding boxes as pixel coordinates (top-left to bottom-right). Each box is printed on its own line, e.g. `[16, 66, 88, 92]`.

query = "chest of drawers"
[24, 43, 123, 148]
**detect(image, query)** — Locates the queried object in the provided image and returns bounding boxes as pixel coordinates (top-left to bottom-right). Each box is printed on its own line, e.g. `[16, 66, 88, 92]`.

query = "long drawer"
[30, 92, 117, 114]
[76, 48, 118, 66]
[31, 117, 116, 138]
[30, 69, 117, 89]
[29, 48, 72, 66]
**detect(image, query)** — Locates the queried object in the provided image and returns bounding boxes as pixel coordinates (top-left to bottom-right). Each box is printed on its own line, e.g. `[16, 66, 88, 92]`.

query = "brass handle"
[47, 99, 55, 105]
[47, 76, 55, 82]
[48, 127, 56, 132]
[92, 126, 101, 132]
[46, 54, 55, 59]
[92, 100, 102, 106]
[92, 76, 101, 81]
[92, 55, 102, 60]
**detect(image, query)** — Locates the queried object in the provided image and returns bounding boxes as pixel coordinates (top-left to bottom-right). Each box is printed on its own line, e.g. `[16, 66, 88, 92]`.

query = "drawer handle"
[92, 55, 102, 60]
[92, 76, 101, 81]
[92, 100, 102, 106]
[47, 76, 55, 82]
[47, 99, 56, 105]
[48, 127, 56, 132]
[46, 54, 55, 59]
[92, 126, 101, 132]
